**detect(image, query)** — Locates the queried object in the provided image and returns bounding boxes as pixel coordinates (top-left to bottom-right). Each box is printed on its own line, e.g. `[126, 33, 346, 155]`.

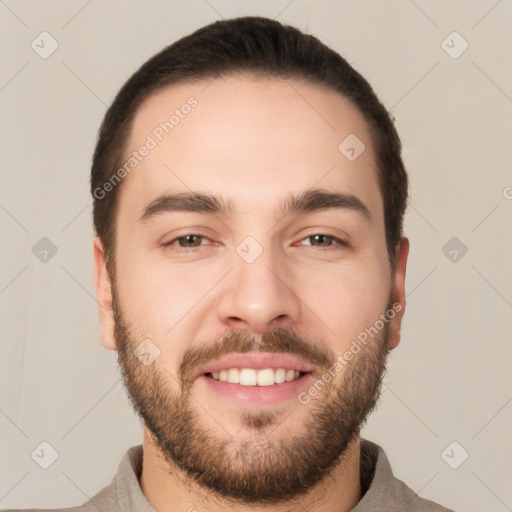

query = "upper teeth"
[209, 368, 302, 386]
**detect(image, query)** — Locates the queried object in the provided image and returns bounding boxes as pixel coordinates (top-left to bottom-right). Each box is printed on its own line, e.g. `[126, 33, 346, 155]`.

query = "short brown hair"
[91, 16, 408, 276]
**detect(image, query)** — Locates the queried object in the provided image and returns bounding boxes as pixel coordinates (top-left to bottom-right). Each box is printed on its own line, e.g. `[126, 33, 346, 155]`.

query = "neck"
[139, 429, 362, 512]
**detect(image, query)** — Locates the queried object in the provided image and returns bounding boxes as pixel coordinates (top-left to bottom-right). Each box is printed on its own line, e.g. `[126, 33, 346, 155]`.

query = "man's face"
[94, 75, 408, 503]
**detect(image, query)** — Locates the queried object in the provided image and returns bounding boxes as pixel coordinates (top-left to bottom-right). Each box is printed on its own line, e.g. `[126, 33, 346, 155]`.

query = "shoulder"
[359, 439, 456, 511]
[1, 478, 117, 512]
[1, 445, 148, 512]
[389, 475, 456, 511]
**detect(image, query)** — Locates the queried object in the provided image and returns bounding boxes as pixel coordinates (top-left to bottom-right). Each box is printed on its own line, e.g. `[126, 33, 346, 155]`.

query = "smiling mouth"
[205, 368, 310, 386]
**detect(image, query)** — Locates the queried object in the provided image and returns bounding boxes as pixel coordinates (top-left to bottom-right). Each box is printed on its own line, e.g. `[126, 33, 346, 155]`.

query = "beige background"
[1, 1, 511, 510]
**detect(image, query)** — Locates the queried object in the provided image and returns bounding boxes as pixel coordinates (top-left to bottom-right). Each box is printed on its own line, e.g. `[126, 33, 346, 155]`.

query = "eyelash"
[162, 233, 348, 253]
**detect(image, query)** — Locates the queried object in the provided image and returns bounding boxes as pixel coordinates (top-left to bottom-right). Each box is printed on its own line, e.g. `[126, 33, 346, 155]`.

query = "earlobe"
[92, 236, 116, 351]
[387, 237, 409, 351]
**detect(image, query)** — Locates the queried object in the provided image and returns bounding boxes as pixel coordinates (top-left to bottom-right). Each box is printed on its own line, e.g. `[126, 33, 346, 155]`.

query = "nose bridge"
[216, 237, 301, 333]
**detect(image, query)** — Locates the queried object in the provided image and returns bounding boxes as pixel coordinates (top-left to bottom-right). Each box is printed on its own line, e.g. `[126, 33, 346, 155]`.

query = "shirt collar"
[113, 438, 395, 511]
[114, 445, 155, 512]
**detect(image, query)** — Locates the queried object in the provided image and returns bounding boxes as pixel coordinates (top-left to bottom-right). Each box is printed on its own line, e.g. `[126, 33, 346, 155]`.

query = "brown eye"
[163, 234, 209, 252]
[299, 234, 346, 249]
[309, 234, 334, 247]
[175, 235, 204, 247]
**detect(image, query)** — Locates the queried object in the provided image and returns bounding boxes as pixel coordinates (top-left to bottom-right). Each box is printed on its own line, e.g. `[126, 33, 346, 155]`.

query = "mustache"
[179, 327, 335, 390]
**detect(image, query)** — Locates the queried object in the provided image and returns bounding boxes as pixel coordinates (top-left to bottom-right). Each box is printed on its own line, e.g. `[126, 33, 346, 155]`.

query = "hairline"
[104, 72, 396, 278]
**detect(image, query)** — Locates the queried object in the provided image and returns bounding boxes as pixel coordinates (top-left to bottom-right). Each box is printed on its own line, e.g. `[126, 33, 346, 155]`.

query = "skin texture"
[93, 74, 409, 512]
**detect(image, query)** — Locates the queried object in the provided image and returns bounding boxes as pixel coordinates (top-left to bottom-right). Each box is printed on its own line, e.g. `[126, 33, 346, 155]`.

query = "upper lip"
[194, 353, 314, 378]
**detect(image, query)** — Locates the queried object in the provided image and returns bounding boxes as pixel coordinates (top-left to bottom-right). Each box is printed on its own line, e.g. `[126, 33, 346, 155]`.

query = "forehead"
[118, 74, 382, 224]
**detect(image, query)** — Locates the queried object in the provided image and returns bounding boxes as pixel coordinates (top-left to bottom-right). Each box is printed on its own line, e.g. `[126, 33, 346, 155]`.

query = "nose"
[216, 245, 302, 335]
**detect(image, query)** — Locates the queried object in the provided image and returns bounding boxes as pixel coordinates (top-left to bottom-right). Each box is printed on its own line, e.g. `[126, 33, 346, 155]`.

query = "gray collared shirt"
[3, 439, 455, 511]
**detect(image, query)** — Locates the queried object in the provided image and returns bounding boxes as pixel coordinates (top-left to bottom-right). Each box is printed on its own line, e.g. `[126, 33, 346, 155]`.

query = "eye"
[162, 233, 347, 254]
[162, 234, 211, 252]
[297, 234, 347, 249]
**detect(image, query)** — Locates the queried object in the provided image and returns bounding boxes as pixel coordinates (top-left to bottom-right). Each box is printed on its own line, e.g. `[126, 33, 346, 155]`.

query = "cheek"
[300, 258, 390, 348]
[115, 248, 220, 340]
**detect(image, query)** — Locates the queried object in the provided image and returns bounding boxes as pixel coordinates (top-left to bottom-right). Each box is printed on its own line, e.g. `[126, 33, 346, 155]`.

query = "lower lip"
[196, 373, 315, 406]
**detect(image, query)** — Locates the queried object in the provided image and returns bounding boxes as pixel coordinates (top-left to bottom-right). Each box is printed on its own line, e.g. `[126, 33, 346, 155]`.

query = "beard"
[112, 284, 391, 505]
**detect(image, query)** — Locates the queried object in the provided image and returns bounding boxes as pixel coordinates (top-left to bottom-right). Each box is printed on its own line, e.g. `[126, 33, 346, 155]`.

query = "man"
[6, 15, 454, 512]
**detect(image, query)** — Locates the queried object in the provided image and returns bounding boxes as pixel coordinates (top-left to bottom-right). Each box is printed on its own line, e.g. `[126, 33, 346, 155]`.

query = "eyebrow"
[138, 188, 372, 225]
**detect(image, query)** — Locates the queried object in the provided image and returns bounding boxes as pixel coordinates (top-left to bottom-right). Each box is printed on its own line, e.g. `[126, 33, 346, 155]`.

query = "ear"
[387, 237, 409, 351]
[93, 236, 116, 350]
